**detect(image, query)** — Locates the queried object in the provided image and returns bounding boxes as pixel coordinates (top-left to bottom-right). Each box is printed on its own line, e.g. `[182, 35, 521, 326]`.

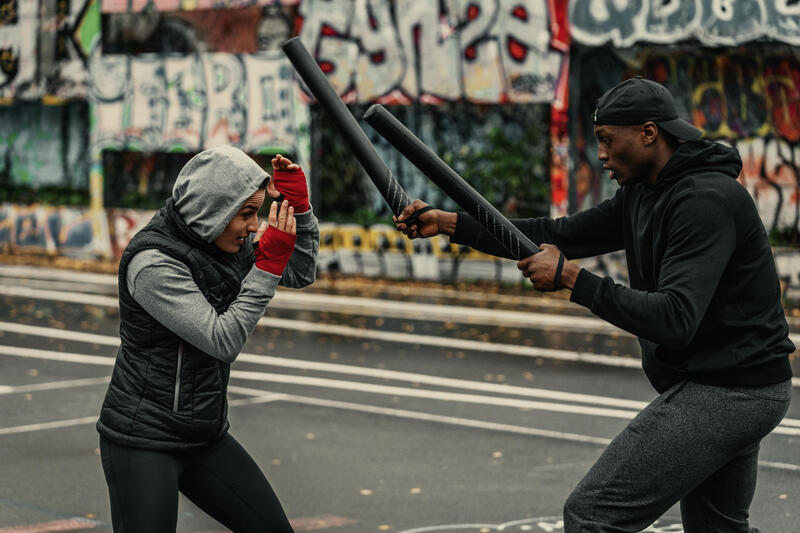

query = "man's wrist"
[439, 211, 458, 236]
[560, 261, 582, 291]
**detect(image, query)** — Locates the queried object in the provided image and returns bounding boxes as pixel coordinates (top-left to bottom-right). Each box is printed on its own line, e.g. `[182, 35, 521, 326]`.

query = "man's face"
[593, 124, 648, 187]
[213, 189, 267, 253]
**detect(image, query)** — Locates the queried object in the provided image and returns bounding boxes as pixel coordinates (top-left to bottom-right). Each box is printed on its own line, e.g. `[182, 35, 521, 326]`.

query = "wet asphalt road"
[0, 265, 798, 533]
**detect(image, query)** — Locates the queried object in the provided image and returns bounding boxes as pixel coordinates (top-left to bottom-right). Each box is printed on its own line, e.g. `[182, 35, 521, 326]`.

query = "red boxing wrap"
[254, 225, 297, 276]
[273, 167, 310, 213]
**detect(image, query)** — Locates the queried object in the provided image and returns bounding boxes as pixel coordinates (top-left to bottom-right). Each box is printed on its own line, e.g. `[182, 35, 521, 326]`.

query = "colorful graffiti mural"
[0, 203, 110, 257]
[570, 0, 800, 48]
[297, 0, 568, 104]
[0, 0, 97, 99]
[90, 49, 306, 155]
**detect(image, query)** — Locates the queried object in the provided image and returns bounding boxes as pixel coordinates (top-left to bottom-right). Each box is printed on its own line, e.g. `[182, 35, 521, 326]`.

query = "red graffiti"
[466, 3, 480, 21]
[512, 5, 528, 21]
[321, 24, 342, 37]
[507, 36, 528, 62]
[764, 57, 800, 143]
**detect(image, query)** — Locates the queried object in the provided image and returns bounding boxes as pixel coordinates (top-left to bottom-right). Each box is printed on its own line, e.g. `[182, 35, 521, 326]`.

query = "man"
[394, 78, 793, 532]
[98, 146, 318, 532]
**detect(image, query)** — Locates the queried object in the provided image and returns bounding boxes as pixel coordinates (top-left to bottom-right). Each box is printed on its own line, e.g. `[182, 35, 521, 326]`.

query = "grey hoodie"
[126, 145, 319, 363]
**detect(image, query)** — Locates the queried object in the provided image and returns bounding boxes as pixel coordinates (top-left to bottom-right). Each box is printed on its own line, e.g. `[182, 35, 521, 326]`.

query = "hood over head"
[655, 140, 742, 189]
[172, 146, 269, 242]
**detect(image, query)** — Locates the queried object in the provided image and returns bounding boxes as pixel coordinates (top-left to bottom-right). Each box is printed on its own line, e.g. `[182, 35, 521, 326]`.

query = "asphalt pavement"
[0, 264, 797, 533]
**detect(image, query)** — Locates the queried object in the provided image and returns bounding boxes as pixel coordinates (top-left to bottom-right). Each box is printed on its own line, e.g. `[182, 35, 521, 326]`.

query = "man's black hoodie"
[453, 141, 794, 392]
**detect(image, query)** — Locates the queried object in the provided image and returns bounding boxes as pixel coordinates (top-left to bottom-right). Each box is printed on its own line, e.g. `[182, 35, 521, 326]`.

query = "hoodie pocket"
[173, 342, 183, 412]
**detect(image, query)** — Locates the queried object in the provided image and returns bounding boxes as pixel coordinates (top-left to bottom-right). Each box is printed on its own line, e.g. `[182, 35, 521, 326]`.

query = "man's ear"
[641, 121, 658, 146]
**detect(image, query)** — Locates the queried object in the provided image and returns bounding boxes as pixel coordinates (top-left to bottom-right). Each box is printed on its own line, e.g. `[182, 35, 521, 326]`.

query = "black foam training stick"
[282, 37, 422, 223]
[364, 104, 540, 260]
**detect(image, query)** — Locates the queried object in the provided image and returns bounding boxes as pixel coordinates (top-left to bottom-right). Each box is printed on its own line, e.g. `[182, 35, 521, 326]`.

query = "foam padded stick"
[364, 104, 540, 259]
[282, 37, 417, 221]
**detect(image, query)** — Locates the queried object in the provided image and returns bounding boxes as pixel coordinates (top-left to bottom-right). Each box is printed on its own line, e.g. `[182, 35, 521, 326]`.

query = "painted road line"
[0, 377, 109, 394]
[0, 376, 796, 473]
[0, 518, 100, 532]
[0, 265, 572, 310]
[230, 370, 800, 435]
[0, 266, 116, 285]
[1, 339, 795, 436]
[257, 317, 644, 367]
[1, 330, 799, 424]
[228, 392, 289, 407]
[228, 385, 800, 473]
[0, 342, 644, 419]
[0, 283, 620, 334]
[0, 345, 114, 366]
[238, 354, 649, 409]
[0, 416, 98, 436]
[0, 285, 118, 308]
[0, 318, 644, 375]
[0, 322, 649, 408]
[4, 284, 800, 360]
[227, 385, 613, 446]
[229, 371, 642, 419]
[0, 322, 120, 346]
[269, 292, 619, 333]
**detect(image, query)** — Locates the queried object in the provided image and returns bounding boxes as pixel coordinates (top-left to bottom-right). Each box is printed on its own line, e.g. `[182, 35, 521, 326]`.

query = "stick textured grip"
[364, 104, 540, 259]
[281, 37, 410, 217]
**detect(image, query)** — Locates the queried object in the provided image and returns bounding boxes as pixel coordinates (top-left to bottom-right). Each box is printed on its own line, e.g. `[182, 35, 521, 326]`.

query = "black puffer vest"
[97, 199, 254, 450]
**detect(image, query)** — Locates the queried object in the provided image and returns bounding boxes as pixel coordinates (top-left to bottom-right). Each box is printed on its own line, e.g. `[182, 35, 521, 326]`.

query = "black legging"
[100, 433, 294, 533]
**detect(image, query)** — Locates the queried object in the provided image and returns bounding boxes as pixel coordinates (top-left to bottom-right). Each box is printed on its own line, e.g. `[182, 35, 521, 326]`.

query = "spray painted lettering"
[298, 0, 567, 103]
[570, 0, 800, 47]
[90, 48, 303, 155]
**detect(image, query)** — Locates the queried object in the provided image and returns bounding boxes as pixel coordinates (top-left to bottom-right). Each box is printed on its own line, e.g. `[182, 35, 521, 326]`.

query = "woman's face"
[213, 189, 266, 253]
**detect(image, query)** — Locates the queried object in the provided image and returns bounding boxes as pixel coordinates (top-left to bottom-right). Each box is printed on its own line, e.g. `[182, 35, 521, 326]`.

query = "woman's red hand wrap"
[273, 167, 309, 213]
[254, 225, 297, 275]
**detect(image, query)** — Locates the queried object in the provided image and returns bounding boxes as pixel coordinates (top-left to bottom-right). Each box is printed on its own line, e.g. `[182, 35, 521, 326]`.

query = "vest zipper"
[173, 342, 183, 412]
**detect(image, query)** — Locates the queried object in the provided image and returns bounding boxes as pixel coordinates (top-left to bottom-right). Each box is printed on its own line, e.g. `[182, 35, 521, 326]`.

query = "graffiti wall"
[570, 0, 800, 48]
[297, 0, 568, 104]
[0, 0, 97, 99]
[0, 102, 90, 191]
[90, 49, 307, 155]
[0, 203, 110, 257]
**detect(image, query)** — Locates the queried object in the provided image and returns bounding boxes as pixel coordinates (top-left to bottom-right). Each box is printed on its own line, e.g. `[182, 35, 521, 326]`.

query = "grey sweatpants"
[563, 379, 792, 533]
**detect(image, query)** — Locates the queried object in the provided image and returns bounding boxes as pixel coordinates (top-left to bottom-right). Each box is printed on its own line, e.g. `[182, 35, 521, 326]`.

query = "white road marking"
[0, 372, 797, 473]
[3, 285, 800, 375]
[0, 416, 98, 436]
[0, 277, 607, 331]
[0, 321, 648, 409]
[229, 386, 800, 473]
[1, 336, 799, 432]
[0, 285, 118, 307]
[0, 286, 643, 368]
[227, 385, 615, 446]
[229, 370, 642, 419]
[0, 345, 114, 365]
[0, 517, 100, 532]
[0, 376, 109, 394]
[0, 266, 117, 285]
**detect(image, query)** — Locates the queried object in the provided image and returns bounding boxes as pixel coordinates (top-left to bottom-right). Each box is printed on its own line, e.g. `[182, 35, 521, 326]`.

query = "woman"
[97, 145, 319, 532]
